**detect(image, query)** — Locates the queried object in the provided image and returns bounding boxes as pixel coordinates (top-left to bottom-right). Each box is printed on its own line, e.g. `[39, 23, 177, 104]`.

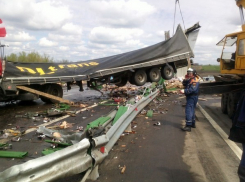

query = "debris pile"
[164, 78, 184, 90]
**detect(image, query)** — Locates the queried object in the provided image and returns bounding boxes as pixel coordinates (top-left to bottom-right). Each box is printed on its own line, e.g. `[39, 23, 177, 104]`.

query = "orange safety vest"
[190, 76, 199, 85]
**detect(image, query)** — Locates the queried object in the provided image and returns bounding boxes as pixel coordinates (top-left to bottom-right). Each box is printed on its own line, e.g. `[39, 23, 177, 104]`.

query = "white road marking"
[63, 94, 74, 96]
[197, 103, 242, 160]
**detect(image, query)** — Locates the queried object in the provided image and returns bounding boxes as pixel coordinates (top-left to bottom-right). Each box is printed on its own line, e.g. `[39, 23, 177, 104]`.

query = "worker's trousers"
[185, 95, 198, 126]
[239, 144, 245, 182]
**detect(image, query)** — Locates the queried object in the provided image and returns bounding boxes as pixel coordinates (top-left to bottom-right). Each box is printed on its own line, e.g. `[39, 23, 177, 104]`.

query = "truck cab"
[216, 0, 245, 75]
[217, 31, 245, 75]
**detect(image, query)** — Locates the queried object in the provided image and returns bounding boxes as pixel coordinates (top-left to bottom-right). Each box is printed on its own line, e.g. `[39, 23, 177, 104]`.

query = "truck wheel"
[115, 77, 128, 87]
[40, 85, 50, 103]
[129, 77, 135, 85]
[227, 92, 239, 119]
[40, 84, 63, 104]
[221, 93, 228, 114]
[147, 67, 161, 82]
[161, 65, 174, 80]
[133, 70, 147, 86]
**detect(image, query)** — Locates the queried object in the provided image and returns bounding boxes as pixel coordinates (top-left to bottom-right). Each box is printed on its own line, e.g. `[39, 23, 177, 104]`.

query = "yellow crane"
[217, 0, 245, 75]
[200, 0, 245, 118]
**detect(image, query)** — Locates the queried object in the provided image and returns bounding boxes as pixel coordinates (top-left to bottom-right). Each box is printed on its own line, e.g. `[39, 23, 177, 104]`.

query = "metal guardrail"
[87, 89, 160, 180]
[0, 139, 91, 182]
[0, 86, 160, 182]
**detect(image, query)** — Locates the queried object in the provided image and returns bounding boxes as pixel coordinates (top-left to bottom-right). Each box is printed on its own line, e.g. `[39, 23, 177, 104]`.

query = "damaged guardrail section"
[87, 88, 160, 180]
[0, 139, 91, 182]
[0, 85, 160, 182]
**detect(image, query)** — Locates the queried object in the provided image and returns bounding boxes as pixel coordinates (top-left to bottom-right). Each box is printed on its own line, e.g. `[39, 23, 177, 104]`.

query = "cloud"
[126, 40, 142, 46]
[61, 23, 83, 35]
[5, 31, 35, 42]
[90, 0, 155, 27]
[0, 0, 242, 65]
[1, 0, 72, 30]
[196, 36, 220, 47]
[89, 26, 144, 44]
[59, 46, 70, 51]
[48, 33, 83, 43]
[39, 37, 58, 47]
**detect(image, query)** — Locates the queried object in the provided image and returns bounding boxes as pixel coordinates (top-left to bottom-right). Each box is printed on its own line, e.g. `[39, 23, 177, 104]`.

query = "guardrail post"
[87, 165, 99, 180]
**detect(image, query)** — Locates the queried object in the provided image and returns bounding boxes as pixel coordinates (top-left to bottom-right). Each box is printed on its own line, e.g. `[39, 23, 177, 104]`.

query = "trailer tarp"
[4, 25, 195, 79]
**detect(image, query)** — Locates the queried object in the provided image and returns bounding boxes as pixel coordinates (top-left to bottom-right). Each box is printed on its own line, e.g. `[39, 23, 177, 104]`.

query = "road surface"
[0, 86, 241, 182]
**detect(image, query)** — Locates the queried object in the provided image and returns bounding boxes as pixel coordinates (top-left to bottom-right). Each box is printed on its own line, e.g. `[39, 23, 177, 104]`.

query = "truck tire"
[221, 93, 228, 114]
[40, 85, 50, 103]
[115, 77, 128, 87]
[161, 65, 174, 80]
[40, 84, 63, 104]
[132, 70, 147, 86]
[129, 77, 135, 85]
[147, 67, 161, 82]
[227, 92, 239, 119]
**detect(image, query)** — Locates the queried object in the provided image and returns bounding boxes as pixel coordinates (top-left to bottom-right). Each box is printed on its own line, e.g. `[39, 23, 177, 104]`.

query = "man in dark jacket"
[229, 90, 245, 182]
[180, 68, 200, 132]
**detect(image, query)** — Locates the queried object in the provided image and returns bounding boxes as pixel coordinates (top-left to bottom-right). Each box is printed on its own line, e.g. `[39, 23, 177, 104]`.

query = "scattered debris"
[121, 165, 126, 174]
[153, 122, 161, 126]
[0, 151, 28, 158]
[0, 143, 12, 150]
[140, 110, 147, 115]
[53, 132, 62, 138]
[43, 118, 50, 123]
[11, 137, 20, 142]
[76, 126, 84, 131]
[59, 121, 73, 129]
[47, 109, 65, 117]
[146, 110, 153, 117]
[15, 112, 39, 119]
[134, 95, 142, 103]
[199, 98, 207, 101]
[37, 134, 46, 140]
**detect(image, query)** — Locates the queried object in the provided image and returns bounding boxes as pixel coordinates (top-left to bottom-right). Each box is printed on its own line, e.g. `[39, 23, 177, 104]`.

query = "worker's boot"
[238, 165, 245, 182]
[181, 125, 191, 132]
[191, 123, 196, 128]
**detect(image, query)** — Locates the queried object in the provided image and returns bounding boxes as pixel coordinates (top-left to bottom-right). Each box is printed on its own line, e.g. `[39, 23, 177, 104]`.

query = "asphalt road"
[86, 93, 240, 182]
[0, 85, 242, 182]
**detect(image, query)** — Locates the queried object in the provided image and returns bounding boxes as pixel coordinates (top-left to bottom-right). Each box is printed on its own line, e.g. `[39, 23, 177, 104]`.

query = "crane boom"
[236, 0, 245, 30]
[236, 0, 245, 8]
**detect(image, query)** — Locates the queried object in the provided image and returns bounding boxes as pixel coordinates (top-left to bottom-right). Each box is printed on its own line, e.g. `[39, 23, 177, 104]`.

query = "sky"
[0, 0, 241, 65]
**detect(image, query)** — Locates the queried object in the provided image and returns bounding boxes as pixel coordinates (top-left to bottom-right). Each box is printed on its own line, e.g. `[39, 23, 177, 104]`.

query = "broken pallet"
[16, 86, 74, 105]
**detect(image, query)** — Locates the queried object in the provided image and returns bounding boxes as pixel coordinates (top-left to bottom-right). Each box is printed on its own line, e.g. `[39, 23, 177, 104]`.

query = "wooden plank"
[16, 86, 74, 105]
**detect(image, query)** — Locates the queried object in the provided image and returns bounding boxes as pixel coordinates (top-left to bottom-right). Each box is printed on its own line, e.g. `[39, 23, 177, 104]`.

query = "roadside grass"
[200, 65, 220, 71]
[193, 65, 220, 72]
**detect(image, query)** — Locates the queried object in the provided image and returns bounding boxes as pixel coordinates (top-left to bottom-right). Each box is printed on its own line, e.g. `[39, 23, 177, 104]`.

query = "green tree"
[59, 59, 70, 63]
[7, 53, 18, 62]
[7, 51, 54, 63]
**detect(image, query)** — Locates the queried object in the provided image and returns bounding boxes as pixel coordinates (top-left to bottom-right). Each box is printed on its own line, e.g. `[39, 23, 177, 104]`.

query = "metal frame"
[3, 52, 190, 85]
[88, 52, 190, 78]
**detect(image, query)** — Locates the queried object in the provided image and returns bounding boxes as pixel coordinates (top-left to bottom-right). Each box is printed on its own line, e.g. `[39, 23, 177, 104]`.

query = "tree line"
[6, 51, 69, 63]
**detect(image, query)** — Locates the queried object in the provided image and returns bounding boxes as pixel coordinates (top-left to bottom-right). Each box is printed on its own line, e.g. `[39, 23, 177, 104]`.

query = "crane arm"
[236, 0, 245, 8]
[236, 0, 245, 30]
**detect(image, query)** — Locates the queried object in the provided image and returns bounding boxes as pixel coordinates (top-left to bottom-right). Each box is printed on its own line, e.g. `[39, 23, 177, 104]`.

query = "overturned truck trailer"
[0, 23, 201, 103]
